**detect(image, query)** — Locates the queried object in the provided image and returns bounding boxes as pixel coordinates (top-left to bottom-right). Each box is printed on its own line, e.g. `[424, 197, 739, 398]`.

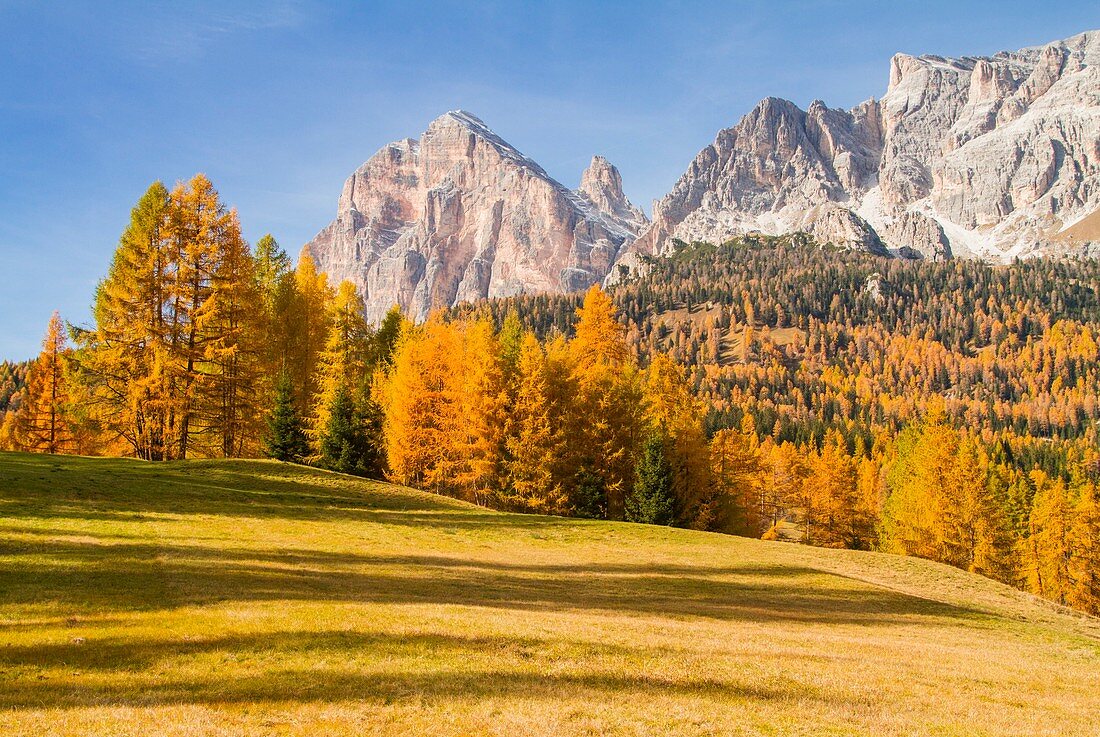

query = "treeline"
[453, 234, 1100, 615]
[3, 179, 1098, 616]
[378, 288, 711, 523]
[0, 360, 29, 418]
[0, 175, 398, 471]
[471, 234, 1100, 443]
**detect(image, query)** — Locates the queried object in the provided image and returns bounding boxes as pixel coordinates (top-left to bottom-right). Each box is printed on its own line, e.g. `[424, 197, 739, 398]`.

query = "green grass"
[0, 452, 1098, 736]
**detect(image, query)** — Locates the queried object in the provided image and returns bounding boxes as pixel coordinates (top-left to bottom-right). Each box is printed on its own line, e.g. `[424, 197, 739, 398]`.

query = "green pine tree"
[355, 381, 387, 479]
[570, 466, 608, 519]
[320, 385, 364, 475]
[626, 430, 677, 525]
[371, 306, 404, 367]
[264, 373, 309, 462]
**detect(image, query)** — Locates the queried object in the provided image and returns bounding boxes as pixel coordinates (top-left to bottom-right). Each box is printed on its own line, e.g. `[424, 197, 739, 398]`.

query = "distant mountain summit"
[622, 29, 1100, 266]
[306, 31, 1099, 318]
[303, 111, 646, 322]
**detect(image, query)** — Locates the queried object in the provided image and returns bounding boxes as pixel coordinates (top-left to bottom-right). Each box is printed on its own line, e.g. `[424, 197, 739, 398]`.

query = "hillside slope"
[0, 452, 1097, 736]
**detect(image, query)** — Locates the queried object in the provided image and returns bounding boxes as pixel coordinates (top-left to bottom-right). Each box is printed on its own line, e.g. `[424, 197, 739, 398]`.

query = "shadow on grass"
[0, 629, 823, 710]
[0, 453, 1000, 712]
[0, 534, 987, 626]
[0, 452, 555, 527]
[0, 453, 993, 629]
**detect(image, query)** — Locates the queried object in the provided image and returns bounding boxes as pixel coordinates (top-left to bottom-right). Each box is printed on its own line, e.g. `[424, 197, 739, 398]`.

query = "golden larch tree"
[15, 312, 76, 454]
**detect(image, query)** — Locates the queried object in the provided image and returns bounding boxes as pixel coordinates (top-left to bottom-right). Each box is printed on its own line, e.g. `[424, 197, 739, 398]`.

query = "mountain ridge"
[622, 28, 1100, 267]
[305, 29, 1100, 318]
[303, 110, 647, 322]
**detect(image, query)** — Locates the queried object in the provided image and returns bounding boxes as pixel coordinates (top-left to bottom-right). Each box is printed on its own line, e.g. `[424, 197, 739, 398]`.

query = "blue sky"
[1, 1, 1097, 359]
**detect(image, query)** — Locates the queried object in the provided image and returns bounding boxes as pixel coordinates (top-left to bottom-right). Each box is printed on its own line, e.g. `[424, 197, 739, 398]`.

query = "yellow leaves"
[13, 312, 77, 455]
[312, 280, 370, 442]
[708, 428, 764, 535]
[572, 285, 629, 369]
[380, 317, 464, 490]
[644, 353, 710, 526]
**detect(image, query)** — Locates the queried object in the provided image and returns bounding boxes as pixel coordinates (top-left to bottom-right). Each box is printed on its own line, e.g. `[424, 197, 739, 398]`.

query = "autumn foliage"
[7, 181, 1100, 617]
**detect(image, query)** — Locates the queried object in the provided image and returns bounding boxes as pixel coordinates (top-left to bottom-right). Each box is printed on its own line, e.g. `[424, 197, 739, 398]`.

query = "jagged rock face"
[304, 111, 647, 322]
[889, 211, 951, 261]
[626, 29, 1100, 264]
[578, 156, 648, 232]
[799, 204, 888, 256]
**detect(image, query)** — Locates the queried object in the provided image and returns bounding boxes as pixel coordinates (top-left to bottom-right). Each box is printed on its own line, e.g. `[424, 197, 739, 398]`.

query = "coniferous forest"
[2, 179, 1099, 617]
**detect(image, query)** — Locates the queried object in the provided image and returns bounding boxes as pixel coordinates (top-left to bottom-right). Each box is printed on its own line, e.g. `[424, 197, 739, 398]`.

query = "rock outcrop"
[625, 29, 1100, 264]
[304, 111, 646, 322]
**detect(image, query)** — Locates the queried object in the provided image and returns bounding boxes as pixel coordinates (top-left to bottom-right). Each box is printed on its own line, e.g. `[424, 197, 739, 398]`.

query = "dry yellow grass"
[655, 303, 805, 365]
[1054, 208, 1100, 245]
[1, 451, 1098, 736]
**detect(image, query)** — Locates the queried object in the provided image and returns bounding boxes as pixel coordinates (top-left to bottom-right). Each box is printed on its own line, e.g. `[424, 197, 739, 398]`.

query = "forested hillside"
[0, 360, 29, 413]
[474, 234, 1100, 446]
[3, 177, 1097, 617]
[456, 235, 1100, 614]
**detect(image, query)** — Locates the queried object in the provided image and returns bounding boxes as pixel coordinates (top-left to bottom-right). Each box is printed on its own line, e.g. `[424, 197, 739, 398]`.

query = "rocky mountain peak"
[619, 27, 1100, 267]
[578, 156, 648, 232]
[304, 112, 645, 323]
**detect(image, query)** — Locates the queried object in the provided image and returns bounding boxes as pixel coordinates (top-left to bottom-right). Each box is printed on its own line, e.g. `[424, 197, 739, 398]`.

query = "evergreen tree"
[253, 234, 291, 311]
[626, 429, 676, 525]
[372, 305, 404, 368]
[357, 378, 387, 479]
[319, 385, 365, 474]
[570, 467, 607, 519]
[265, 372, 309, 462]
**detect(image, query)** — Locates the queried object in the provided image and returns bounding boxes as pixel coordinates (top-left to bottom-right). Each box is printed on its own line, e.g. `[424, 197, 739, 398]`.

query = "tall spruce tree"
[626, 429, 676, 525]
[319, 385, 365, 474]
[265, 373, 309, 462]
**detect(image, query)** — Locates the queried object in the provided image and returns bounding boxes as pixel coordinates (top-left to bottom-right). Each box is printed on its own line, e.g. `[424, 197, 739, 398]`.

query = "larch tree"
[569, 286, 645, 519]
[380, 318, 462, 490]
[803, 433, 862, 548]
[1068, 481, 1100, 614]
[253, 234, 295, 395]
[502, 333, 566, 513]
[881, 420, 957, 561]
[949, 436, 1017, 583]
[452, 317, 508, 505]
[78, 181, 175, 460]
[1025, 470, 1074, 605]
[14, 312, 76, 454]
[758, 439, 807, 538]
[288, 252, 334, 418]
[707, 427, 763, 535]
[643, 353, 711, 527]
[78, 175, 266, 460]
[313, 280, 371, 443]
[196, 203, 264, 457]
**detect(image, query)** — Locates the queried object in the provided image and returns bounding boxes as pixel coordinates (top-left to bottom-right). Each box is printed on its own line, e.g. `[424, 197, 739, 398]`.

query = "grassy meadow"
[0, 451, 1098, 736]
